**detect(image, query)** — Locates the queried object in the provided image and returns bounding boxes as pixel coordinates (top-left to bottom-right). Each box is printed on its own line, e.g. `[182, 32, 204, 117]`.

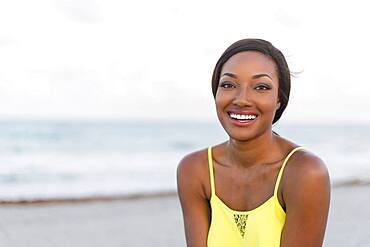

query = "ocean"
[0, 121, 369, 202]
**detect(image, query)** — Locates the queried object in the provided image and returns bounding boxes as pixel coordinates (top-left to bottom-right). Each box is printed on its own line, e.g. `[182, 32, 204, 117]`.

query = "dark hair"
[211, 38, 291, 124]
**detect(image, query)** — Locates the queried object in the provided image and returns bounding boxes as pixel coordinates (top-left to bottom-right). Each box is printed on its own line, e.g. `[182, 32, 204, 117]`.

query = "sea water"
[0, 121, 369, 201]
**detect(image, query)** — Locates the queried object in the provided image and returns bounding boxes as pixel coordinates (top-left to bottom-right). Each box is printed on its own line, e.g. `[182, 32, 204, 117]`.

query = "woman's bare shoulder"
[286, 147, 329, 178]
[283, 146, 331, 201]
[277, 135, 326, 170]
[176, 147, 213, 245]
[176, 147, 210, 198]
[177, 147, 209, 175]
[276, 136, 330, 197]
[279, 146, 331, 245]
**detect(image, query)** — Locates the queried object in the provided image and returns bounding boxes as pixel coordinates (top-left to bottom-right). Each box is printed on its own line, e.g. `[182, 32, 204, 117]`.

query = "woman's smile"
[227, 110, 259, 127]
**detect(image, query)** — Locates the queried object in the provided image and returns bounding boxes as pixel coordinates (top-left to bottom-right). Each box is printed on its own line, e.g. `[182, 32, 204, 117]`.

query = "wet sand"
[0, 184, 369, 247]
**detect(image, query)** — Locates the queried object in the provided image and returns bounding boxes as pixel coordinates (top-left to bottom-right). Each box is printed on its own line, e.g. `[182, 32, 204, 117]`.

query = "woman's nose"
[233, 87, 253, 106]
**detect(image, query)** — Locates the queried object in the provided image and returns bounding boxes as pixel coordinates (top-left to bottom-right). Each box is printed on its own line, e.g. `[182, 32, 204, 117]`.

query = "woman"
[176, 38, 331, 247]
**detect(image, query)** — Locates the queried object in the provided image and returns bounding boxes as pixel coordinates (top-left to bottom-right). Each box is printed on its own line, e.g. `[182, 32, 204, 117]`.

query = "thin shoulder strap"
[208, 146, 215, 196]
[273, 146, 305, 196]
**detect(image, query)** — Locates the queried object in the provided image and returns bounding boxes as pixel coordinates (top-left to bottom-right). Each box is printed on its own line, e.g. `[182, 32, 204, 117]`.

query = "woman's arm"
[281, 152, 331, 247]
[177, 152, 211, 247]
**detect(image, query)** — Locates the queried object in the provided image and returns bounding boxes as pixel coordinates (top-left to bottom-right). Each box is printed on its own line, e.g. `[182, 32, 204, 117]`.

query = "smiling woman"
[177, 39, 331, 247]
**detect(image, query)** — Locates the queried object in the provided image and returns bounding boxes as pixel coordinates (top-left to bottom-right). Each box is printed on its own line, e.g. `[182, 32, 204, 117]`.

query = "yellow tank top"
[207, 146, 305, 247]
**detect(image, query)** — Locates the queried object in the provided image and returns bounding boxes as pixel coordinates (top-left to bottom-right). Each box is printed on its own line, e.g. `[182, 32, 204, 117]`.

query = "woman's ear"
[276, 102, 281, 110]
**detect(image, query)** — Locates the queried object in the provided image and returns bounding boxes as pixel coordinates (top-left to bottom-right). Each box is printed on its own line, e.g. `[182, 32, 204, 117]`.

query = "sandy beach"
[0, 184, 369, 247]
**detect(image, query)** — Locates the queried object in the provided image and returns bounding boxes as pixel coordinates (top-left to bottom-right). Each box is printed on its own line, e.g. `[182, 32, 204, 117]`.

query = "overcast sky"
[0, 0, 369, 124]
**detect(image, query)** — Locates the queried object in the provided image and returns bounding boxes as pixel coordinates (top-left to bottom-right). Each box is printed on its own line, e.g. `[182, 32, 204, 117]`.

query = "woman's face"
[215, 51, 280, 141]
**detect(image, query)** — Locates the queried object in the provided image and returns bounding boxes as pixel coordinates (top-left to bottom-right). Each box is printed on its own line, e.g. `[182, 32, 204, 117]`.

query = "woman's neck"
[225, 130, 281, 170]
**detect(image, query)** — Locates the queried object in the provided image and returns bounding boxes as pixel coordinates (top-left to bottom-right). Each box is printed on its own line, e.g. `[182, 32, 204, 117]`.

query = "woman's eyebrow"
[252, 74, 273, 80]
[220, 72, 237, 78]
[221, 72, 273, 80]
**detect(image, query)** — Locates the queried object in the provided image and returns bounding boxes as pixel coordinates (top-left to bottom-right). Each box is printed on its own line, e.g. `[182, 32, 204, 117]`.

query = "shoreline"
[0, 190, 177, 206]
[0, 184, 369, 246]
[1, 179, 369, 206]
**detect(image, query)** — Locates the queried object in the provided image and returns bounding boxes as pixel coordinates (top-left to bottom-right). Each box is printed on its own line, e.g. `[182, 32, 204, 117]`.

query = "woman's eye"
[255, 85, 270, 90]
[220, 82, 235, 89]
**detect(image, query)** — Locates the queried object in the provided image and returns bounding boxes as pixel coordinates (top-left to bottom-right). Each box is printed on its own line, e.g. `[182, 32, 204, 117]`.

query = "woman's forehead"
[221, 51, 277, 72]
[220, 51, 277, 77]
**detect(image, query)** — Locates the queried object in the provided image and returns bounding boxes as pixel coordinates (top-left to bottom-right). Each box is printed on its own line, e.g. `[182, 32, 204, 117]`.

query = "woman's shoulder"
[287, 147, 329, 181]
[176, 142, 227, 176]
[176, 146, 211, 199]
[278, 136, 328, 176]
[281, 140, 330, 196]
[278, 138, 330, 212]
[177, 147, 209, 173]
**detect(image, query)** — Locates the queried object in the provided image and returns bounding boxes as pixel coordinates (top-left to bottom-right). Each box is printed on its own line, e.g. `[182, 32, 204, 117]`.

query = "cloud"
[55, 0, 102, 22]
[273, 8, 303, 29]
[0, 36, 15, 47]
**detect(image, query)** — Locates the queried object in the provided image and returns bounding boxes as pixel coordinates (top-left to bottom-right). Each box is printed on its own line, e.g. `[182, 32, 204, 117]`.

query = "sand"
[0, 184, 369, 247]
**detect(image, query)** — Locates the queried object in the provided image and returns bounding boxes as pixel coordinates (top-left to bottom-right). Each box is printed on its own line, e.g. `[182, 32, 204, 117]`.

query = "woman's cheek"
[215, 91, 230, 108]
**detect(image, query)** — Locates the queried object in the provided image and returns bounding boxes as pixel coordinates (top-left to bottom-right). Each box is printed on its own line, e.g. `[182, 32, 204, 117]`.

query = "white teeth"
[229, 113, 257, 120]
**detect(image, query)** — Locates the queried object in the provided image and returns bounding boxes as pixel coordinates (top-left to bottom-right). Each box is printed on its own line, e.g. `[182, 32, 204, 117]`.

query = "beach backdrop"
[1, 121, 369, 202]
[1, 0, 370, 203]
[1, 1, 369, 246]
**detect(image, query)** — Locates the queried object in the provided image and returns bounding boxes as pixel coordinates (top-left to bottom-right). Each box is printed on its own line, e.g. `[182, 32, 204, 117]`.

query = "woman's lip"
[227, 113, 258, 127]
[227, 110, 259, 116]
